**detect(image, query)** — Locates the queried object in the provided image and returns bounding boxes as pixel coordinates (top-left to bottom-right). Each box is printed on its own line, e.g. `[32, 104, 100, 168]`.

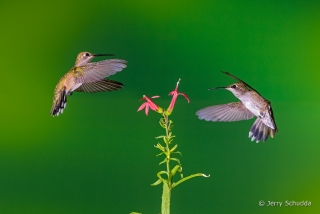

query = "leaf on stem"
[170, 144, 178, 152]
[172, 173, 210, 189]
[169, 158, 181, 165]
[159, 159, 166, 165]
[154, 143, 165, 152]
[173, 151, 182, 156]
[151, 178, 163, 186]
[152, 171, 168, 186]
[159, 120, 166, 128]
[155, 135, 166, 139]
[170, 165, 182, 177]
[156, 152, 165, 157]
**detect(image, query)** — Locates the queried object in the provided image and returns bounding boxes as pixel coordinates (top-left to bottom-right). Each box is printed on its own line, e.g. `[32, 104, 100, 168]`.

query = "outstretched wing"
[75, 59, 127, 83]
[196, 102, 255, 122]
[75, 79, 124, 93]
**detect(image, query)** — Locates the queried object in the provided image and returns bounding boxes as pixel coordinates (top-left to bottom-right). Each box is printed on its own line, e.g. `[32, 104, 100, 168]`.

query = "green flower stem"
[163, 115, 172, 214]
[134, 79, 208, 214]
[158, 114, 210, 214]
[161, 181, 171, 214]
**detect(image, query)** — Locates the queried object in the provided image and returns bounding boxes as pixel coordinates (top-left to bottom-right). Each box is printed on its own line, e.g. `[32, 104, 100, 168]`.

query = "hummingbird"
[196, 71, 278, 142]
[50, 51, 127, 116]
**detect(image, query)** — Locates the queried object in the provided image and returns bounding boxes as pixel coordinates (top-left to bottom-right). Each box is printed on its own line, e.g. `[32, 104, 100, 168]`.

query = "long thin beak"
[208, 86, 226, 90]
[93, 54, 115, 57]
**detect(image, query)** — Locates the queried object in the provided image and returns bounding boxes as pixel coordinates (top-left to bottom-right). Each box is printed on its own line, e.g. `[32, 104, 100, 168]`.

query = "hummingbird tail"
[75, 79, 124, 93]
[50, 88, 67, 116]
[249, 118, 276, 143]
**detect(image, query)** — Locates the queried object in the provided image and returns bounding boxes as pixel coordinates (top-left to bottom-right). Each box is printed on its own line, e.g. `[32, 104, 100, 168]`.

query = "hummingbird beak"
[208, 86, 226, 90]
[93, 54, 115, 57]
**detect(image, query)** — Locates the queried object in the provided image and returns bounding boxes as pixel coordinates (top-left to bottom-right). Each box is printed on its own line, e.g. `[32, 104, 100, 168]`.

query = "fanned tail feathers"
[249, 118, 276, 143]
[50, 87, 67, 116]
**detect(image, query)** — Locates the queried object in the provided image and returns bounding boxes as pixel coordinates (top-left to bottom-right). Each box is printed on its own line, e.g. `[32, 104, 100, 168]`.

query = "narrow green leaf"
[170, 144, 178, 152]
[159, 120, 166, 128]
[159, 158, 166, 165]
[173, 151, 182, 156]
[154, 143, 165, 152]
[152, 171, 168, 186]
[170, 165, 182, 177]
[159, 118, 166, 128]
[169, 158, 181, 165]
[157, 171, 168, 180]
[151, 178, 163, 186]
[130, 212, 142, 214]
[164, 137, 170, 144]
[156, 152, 165, 157]
[172, 173, 210, 189]
[156, 135, 166, 139]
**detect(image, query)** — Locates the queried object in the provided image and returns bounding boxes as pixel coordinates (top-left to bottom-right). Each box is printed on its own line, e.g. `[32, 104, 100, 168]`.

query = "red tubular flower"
[138, 95, 163, 115]
[166, 79, 190, 115]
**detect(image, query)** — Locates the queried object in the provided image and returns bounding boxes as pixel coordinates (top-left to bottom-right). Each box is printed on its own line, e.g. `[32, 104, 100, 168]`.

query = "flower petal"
[137, 102, 147, 112]
[168, 91, 176, 96]
[138, 95, 162, 115]
[144, 96, 159, 111]
[179, 92, 190, 103]
[144, 104, 150, 115]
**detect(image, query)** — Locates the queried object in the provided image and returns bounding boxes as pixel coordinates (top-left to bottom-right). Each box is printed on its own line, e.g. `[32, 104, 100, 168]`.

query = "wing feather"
[196, 102, 255, 122]
[75, 59, 127, 83]
[75, 79, 124, 93]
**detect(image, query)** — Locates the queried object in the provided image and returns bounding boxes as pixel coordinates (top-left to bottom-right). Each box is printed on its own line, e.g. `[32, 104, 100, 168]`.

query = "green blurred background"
[0, 0, 319, 213]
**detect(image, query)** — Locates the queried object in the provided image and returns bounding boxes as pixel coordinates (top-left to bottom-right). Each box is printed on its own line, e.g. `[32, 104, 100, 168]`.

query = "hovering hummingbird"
[50, 51, 127, 116]
[196, 71, 278, 142]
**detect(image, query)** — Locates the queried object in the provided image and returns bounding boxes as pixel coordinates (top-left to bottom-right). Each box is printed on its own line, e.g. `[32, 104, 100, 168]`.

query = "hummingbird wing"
[221, 71, 262, 96]
[267, 103, 278, 133]
[75, 79, 124, 93]
[258, 103, 278, 131]
[75, 59, 127, 83]
[196, 102, 255, 122]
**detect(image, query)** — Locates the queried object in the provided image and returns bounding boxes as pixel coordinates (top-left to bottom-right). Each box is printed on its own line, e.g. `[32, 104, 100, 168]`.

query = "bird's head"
[75, 52, 114, 66]
[209, 82, 248, 97]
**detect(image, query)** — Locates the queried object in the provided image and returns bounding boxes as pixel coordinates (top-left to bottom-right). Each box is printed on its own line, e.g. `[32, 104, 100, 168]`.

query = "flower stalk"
[135, 79, 209, 214]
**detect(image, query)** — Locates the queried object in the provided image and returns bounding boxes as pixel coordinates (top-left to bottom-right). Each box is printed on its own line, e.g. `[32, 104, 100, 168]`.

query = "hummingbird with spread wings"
[196, 71, 277, 142]
[50, 51, 127, 116]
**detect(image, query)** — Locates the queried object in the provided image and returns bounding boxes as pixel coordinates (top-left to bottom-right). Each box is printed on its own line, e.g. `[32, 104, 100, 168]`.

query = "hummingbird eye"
[231, 85, 237, 88]
[84, 52, 90, 57]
